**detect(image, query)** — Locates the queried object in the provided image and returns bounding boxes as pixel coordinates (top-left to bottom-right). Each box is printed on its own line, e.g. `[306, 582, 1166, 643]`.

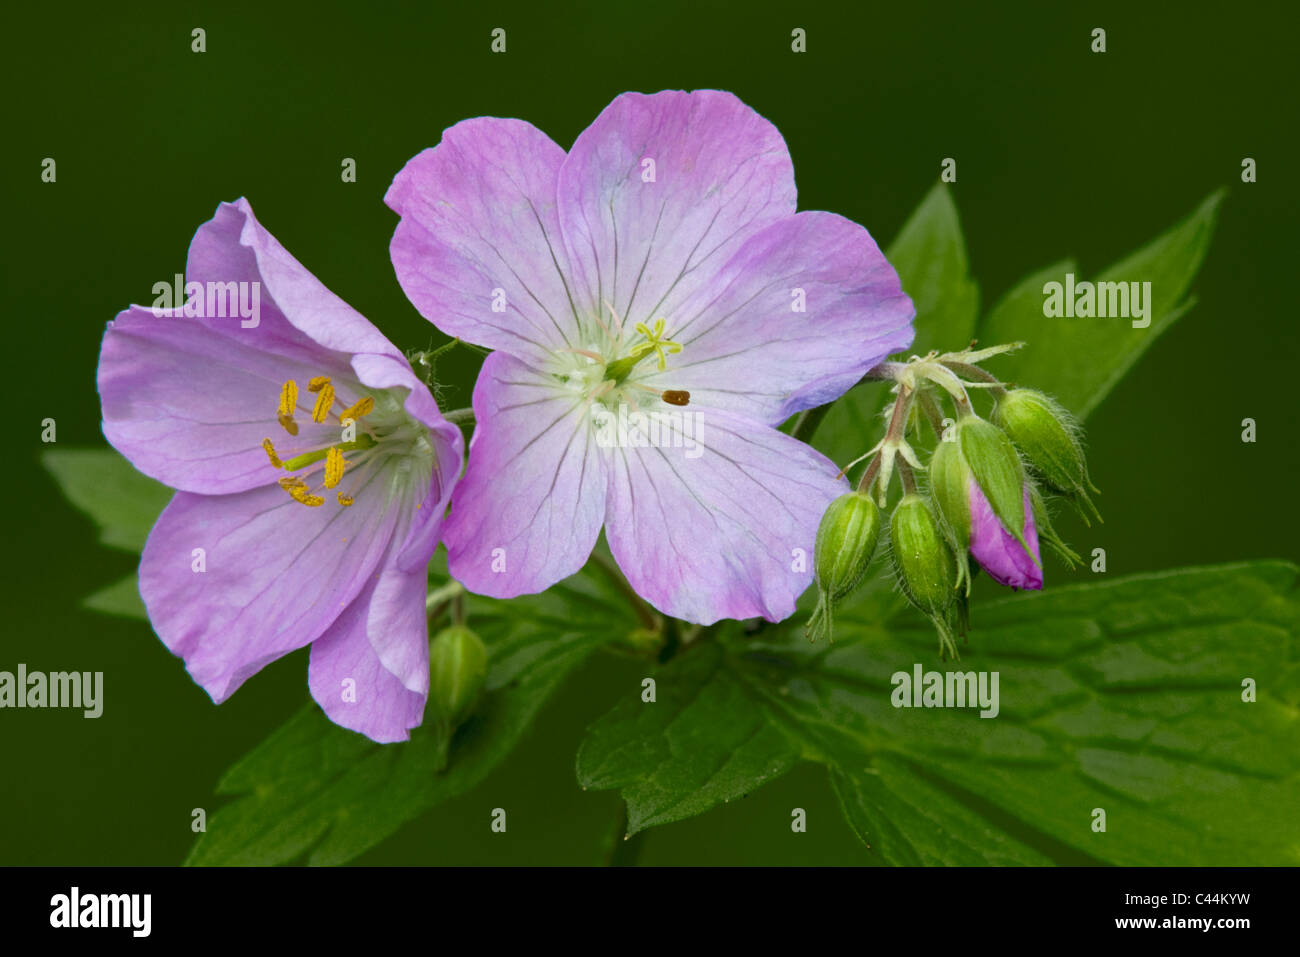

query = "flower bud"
[805, 491, 882, 643]
[929, 416, 1035, 592]
[993, 388, 1101, 524]
[429, 624, 488, 729]
[890, 495, 960, 659]
[969, 482, 1042, 590]
[890, 494, 955, 617]
[957, 416, 1030, 548]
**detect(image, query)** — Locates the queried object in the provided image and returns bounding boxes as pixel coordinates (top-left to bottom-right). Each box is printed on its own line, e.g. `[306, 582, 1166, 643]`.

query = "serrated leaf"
[186, 571, 630, 866]
[580, 562, 1300, 865]
[814, 183, 978, 465]
[43, 448, 171, 551]
[980, 191, 1224, 418]
[576, 640, 801, 835]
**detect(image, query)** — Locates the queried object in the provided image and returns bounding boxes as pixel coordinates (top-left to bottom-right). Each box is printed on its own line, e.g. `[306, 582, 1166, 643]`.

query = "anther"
[307, 376, 331, 393]
[289, 486, 325, 507]
[339, 396, 374, 421]
[323, 447, 346, 489]
[278, 380, 300, 434]
[261, 438, 282, 468]
[312, 382, 335, 423]
[278, 380, 298, 416]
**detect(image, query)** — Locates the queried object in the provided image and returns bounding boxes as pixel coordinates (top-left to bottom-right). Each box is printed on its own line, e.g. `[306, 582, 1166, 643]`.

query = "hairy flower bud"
[890, 494, 959, 658]
[806, 491, 882, 643]
[957, 416, 1030, 547]
[428, 624, 488, 769]
[929, 416, 1036, 593]
[993, 388, 1101, 524]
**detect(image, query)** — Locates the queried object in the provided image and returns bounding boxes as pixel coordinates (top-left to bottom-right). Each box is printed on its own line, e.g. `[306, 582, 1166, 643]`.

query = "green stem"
[444, 408, 475, 426]
[898, 458, 918, 495]
[940, 359, 1007, 398]
[588, 550, 658, 631]
[790, 403, 831, 445]
[918, 388, 949, 439]
[855, 454, 883, 495]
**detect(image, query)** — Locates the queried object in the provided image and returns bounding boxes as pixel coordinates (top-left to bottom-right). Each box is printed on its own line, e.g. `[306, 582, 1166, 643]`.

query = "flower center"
[260, 375, 429, 508]
[602, 318, 683, 384]
[555, 312, 691, 412]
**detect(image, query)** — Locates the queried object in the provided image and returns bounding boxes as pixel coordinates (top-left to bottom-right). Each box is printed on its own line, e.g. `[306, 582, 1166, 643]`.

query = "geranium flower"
[385, 90, 913, 623]
[97, 199, 463, 742]
[969, 484, 1043, 590]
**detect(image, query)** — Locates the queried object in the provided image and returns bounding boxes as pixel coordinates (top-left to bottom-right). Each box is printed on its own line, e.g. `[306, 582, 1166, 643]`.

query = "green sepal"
[993, 389, 1102, 530]
[813, 491, 882, 604]
[889, 494, 956, 619]
[957, 417, 1033, 556]
[928, 436, 972, 551]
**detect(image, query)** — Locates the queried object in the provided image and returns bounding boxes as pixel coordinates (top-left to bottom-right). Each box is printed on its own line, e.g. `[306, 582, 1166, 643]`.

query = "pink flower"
[97, 199, 463, 742]
[386, 90, 914, 624]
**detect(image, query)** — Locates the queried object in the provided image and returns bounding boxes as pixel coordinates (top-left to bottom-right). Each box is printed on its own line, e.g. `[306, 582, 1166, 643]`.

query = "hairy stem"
[940, 359, 1007, 398]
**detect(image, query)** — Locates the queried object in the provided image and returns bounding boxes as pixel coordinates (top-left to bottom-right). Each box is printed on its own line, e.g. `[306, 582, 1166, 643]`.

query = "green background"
[4, 0, 1296, 864]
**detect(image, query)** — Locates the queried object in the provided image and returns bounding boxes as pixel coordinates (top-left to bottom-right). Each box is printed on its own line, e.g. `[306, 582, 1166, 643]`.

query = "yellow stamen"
[312, 383, 335, 423]
[278, 413, 299, 436]
[261, 438, 282, 468]
[337, 492, 354, 507]
[307, 376, 331, 393]
[323, 447, 346, 489]
[287, 484, 324, 507]
[339, 396, 374, 421]
[278, 476, 308, 491]
[279, 380, 298, 417]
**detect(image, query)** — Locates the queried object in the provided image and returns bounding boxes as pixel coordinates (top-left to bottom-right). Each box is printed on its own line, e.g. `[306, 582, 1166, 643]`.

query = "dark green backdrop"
[5, 0, 1296, 864]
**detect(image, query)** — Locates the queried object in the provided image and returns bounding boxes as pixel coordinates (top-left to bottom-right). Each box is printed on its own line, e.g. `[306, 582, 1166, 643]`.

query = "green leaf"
[980, 190, 1224, 418]
[576, 640, 802, 835]
[83, 575, 147, 619]
[814, 183, 978, 466]
[186, 572, 629, 866]
[829, 759, 1050, 865]
[579, 562, 1300, 865]
[887, 182, 981, 356]
[42, 448, 171, 551]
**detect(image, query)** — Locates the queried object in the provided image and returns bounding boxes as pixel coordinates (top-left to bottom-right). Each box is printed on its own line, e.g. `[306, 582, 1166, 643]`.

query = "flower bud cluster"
[806, 345, 1098, 658]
